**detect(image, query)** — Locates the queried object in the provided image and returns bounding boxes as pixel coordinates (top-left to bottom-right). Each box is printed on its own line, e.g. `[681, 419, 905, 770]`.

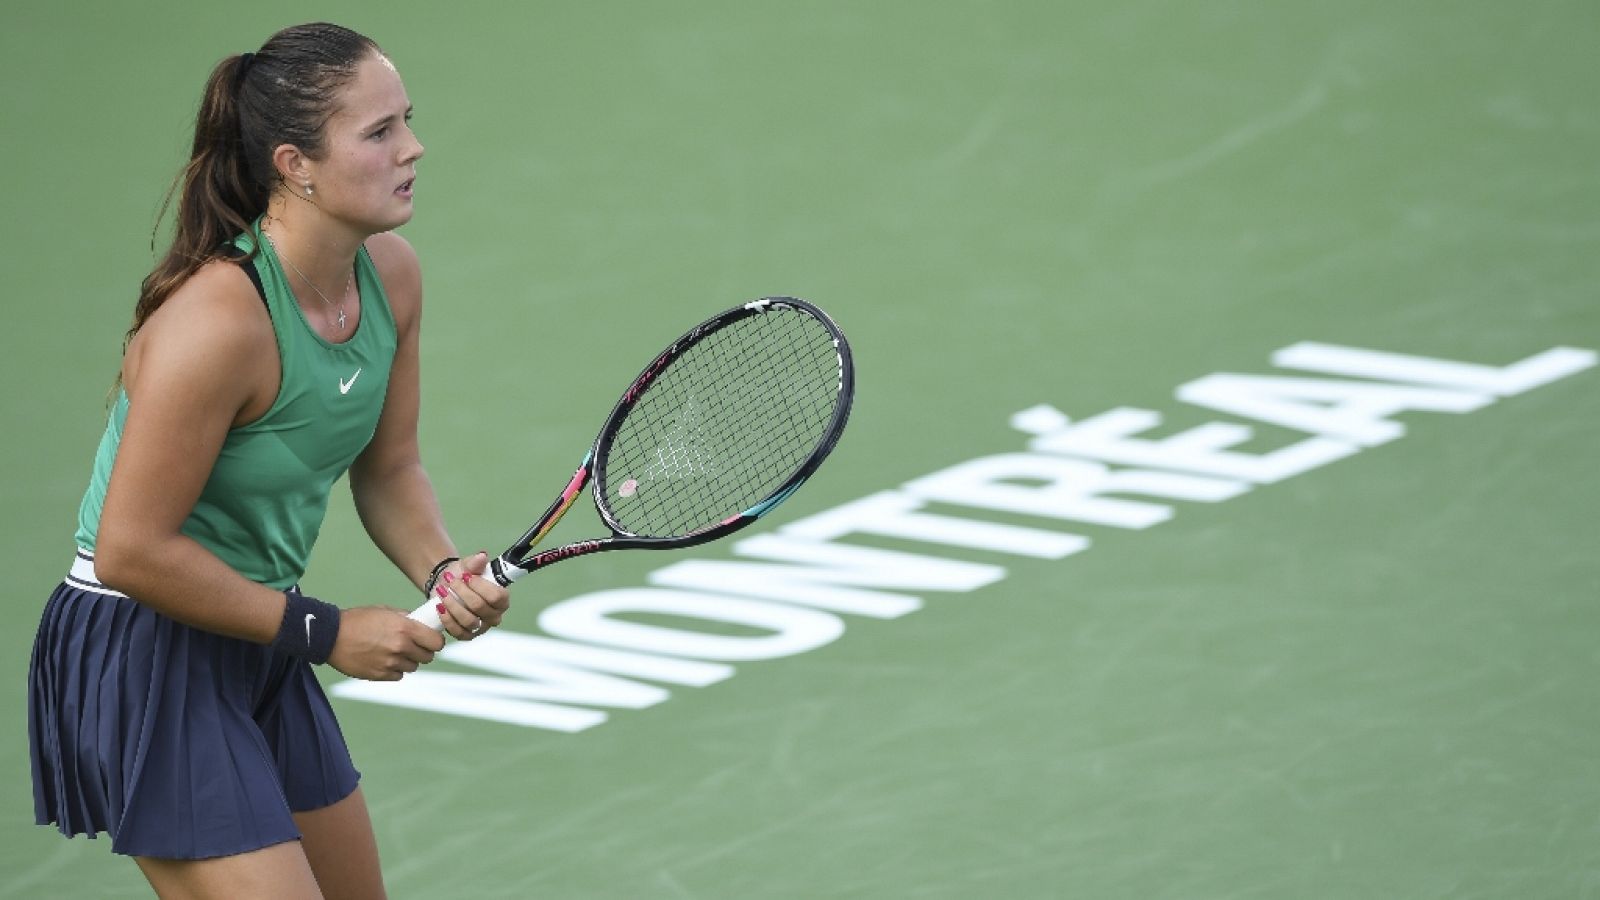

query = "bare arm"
[351, 233, 511, 637]
[96, 262, 289, 641]
[349, 232, 454, 585]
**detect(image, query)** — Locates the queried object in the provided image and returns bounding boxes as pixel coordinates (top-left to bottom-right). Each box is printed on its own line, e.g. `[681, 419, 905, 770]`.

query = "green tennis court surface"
[4, 3, 1597, 897]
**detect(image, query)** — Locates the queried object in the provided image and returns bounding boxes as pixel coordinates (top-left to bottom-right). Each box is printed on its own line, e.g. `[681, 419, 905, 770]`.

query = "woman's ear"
[270, 143, 314, 193]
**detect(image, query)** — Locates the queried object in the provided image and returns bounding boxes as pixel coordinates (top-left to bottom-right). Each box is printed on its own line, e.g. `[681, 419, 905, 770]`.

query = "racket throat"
[486, 555, 531, 586]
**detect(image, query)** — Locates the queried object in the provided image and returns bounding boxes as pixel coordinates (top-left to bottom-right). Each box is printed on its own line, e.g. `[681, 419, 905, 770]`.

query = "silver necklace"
[261, 229, 352, 331]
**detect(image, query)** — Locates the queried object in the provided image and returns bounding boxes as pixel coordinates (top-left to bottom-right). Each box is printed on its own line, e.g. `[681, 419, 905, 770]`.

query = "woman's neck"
[259, 201, 364, 289]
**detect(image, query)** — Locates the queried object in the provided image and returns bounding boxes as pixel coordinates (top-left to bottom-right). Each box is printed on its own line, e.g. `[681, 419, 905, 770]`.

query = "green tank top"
[75, 221, 399, 589]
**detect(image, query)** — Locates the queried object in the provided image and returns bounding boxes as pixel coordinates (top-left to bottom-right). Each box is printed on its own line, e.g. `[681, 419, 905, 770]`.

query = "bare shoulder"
[123, 258, 276, 409]
[365, 229, 420, 278]
[365, 231, 422, 330]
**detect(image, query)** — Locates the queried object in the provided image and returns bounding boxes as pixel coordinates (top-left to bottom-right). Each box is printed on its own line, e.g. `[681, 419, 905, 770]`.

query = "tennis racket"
[408, 296, 854, 629]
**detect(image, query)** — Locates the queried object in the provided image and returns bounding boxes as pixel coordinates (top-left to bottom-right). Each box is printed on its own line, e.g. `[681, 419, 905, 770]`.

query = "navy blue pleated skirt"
[28, 556, 361, 859]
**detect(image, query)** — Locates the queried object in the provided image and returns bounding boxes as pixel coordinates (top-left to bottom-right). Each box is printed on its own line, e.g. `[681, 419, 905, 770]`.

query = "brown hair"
[128, 23, 381, 346]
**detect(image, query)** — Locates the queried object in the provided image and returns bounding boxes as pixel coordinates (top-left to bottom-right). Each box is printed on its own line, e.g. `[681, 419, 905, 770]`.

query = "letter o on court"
[538, 589, 845, 661]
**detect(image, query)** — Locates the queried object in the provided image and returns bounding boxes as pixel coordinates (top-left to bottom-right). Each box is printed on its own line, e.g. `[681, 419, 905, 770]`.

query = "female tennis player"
[28, 23, 508, 899]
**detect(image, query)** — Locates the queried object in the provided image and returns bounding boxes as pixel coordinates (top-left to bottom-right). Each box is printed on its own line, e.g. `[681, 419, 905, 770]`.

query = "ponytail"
[123, 23, 380, 356]
[127, 53, 263, 350]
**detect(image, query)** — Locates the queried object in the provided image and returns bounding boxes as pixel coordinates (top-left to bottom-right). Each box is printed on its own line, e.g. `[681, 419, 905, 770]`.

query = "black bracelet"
[424, 556, 460, 597]
[270, 590, 341, 664]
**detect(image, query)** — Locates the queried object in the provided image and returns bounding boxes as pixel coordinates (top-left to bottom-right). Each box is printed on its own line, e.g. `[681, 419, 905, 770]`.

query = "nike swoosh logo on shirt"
[339, 368, 363, 394]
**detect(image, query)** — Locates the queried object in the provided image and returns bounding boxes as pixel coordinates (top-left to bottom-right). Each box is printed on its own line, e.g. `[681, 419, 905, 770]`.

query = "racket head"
[589, 297, 854, 545]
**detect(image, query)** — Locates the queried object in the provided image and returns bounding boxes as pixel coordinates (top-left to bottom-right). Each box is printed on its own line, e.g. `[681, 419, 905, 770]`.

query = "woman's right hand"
[327, 606, 447, 681]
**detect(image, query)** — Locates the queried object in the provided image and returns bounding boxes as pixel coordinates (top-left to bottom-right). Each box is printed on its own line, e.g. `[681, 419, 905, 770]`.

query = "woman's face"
[307, 52, 425, 234]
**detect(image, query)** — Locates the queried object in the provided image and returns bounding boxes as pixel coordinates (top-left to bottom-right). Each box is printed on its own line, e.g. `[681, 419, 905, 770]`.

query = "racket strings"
[600, 307, 842, 537]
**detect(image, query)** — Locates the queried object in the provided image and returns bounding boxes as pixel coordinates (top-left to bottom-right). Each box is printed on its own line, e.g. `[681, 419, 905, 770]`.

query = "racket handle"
[407, 599, 446, 629]
[404, 556, 526, 631]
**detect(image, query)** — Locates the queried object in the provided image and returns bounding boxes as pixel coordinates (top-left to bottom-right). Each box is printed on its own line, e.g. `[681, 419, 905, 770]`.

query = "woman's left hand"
[432, 551, 512, 640]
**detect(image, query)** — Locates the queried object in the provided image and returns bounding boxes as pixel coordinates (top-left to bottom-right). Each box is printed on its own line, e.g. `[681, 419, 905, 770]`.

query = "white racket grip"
[406, 598, 445, 630]
[405, 556, 529, 631]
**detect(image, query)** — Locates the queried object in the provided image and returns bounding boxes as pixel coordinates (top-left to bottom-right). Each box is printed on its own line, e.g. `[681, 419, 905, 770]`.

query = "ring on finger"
[470, 618, 485, 635]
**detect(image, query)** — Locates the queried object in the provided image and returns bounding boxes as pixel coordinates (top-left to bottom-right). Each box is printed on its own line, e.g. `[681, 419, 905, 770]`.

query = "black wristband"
[271, 590, 341, 664]
[424, 556, 460, 597]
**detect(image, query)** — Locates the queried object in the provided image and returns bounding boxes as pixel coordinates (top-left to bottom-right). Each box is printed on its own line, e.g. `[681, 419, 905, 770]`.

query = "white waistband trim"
[66, 550, 299, 598]
[67, 551, 128, 598]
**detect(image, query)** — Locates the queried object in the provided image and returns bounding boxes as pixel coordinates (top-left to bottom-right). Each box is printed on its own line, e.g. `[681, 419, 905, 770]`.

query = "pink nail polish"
[462, 573, 474, 583]
[435, 601, 447, 615]
[442, 571, 455, 583]
[435, 585, 449, 598]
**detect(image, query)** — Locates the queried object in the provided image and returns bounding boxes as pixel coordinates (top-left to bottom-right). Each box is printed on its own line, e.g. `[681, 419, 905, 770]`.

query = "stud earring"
[304, 183, 314, 197]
